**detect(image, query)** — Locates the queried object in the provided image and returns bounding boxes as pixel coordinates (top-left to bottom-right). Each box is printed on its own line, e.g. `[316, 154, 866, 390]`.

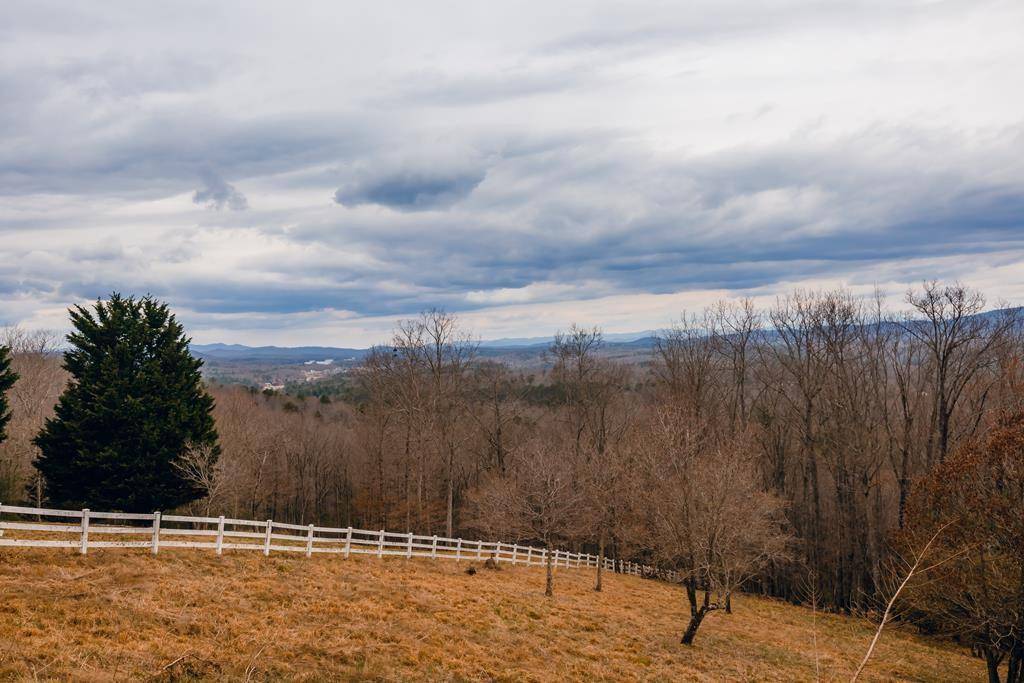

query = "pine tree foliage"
[0, 344, 17, 445]
[33, 293, 219, 511]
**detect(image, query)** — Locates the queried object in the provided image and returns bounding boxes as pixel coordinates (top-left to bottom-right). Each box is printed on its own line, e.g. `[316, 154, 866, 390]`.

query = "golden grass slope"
[0, 548, 978, 681]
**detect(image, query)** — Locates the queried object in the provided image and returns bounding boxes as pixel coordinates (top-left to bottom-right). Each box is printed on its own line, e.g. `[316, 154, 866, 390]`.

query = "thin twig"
[244, 644, 268, 682]
[154, 652, 193, 675]
[851, 520, 953, 682]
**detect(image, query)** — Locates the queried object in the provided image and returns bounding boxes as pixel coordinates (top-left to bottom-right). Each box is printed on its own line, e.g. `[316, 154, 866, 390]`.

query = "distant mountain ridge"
[190, 306, 1023, 367]
[190, 343, 368, 364]
[190, 330, 660, 365]
[479, 330, 659, 347]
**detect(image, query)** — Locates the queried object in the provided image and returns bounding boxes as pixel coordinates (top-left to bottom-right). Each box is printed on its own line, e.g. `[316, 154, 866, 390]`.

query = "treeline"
[1, 283, 1021, 649]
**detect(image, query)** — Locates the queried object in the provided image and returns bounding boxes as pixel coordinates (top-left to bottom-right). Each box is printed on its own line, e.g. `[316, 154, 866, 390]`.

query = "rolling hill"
[0, 547, 979, 681]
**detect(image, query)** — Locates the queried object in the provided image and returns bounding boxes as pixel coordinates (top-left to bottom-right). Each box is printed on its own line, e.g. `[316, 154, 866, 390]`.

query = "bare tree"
[637, 408, 790, 644]
[175, 444, 223, 517]
[763, 293, 831, 585]
[419, 309, 477, 537]
[469, 438, 587, 597]
[468, 360, 526, 475]
[0, 328, 65, 505]
[708, 299, 761, 432]
[549, 325, 629, 457]
[877, 319, 932, 528]
[904, 282, 1017, 465]
[653, 312, 721, 426]
[578, 437, 635, 592]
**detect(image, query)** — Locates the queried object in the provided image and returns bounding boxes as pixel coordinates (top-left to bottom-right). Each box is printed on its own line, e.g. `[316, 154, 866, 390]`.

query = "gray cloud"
[193, 168, 248, 211]
[334, 168, 486, 211]
[278, 125, 1024, 316]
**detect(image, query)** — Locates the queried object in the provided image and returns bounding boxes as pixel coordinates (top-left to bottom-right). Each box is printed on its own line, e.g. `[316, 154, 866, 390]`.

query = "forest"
[1, 281, 1022, 674]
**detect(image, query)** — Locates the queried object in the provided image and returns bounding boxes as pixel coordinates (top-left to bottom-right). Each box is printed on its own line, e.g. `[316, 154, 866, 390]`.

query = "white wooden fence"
[0, 503, 662, 577]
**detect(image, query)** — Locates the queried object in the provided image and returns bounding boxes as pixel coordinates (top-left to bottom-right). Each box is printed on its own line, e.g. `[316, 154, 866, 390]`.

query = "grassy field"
[0, 548, 979, 681]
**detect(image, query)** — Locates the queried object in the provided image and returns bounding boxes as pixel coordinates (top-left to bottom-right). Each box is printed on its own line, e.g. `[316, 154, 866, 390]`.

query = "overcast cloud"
[1, 0, 1023, 345]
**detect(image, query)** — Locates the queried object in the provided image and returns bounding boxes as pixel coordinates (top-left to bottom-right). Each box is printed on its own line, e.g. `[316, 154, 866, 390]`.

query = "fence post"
[406, 532, 413, 559]
[306, 524, 315, 558]
[339, 528, 352, 557]
[527, 546, 533, 565]
[79, 509, 90, 555]
[431, 535, 438, 559]
[476, 540, 482, 560]
[455, 538, 462, 561]
[263, 520, 272, 556]
[495, 541, 501, 563]
[511, 544, 518, 566]
[151, 511, 161, 555]
[215, 515, 225, 556]
[377, 530, 384, 558]
[0, 502, 4, 538]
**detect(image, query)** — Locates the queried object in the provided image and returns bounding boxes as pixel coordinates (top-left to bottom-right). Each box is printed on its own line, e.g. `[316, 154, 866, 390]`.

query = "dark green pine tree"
[0, 344, 18, 445]
[33, 293, 219, 511]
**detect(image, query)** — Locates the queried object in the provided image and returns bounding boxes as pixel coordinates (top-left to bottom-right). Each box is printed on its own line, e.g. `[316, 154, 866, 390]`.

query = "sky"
[2, 0, 1023, 346]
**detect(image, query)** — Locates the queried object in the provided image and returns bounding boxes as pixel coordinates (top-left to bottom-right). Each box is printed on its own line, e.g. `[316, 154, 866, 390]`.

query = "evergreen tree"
[33, 293, 219, 511]
[0, 344, 17, 445]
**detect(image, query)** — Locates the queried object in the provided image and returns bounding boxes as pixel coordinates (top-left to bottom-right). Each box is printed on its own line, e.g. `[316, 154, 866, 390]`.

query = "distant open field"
[0, 548, 980, 682]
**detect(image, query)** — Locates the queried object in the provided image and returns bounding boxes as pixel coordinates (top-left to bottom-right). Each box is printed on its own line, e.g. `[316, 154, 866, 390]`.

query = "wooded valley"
[2, 281, 1022, 676]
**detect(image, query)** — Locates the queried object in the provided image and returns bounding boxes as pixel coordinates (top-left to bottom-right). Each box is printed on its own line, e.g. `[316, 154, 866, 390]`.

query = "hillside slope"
[0, 549, 977, 681]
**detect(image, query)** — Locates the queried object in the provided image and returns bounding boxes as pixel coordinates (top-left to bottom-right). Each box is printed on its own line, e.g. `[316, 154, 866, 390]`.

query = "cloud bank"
[1, 0, 1023, 344]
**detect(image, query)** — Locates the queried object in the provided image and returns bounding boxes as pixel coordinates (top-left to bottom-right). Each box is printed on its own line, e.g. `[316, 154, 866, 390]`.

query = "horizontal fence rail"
[0, 503, 680, 581]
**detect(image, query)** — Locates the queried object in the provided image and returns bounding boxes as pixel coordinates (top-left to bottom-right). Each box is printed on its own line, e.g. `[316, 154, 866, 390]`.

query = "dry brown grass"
[0, 548, 978, 681]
